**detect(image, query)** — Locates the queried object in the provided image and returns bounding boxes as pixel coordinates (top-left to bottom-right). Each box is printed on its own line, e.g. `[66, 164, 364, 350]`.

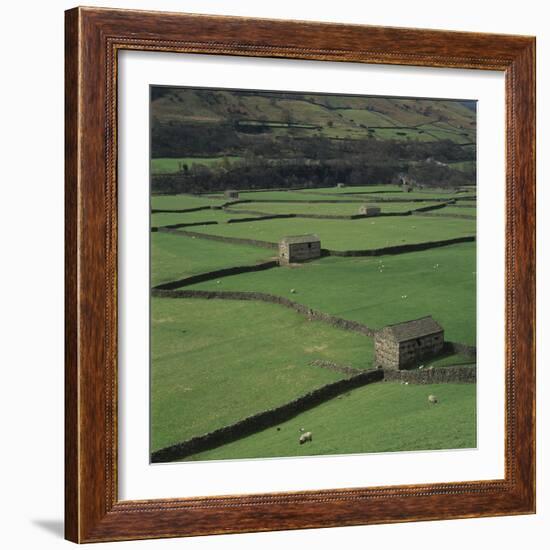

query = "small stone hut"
[359, 205, 381, 217]
[374, 316, 444, 370]
[279, 234, 321, 264]
[396, 173, 416, 192]
[224, 189, 239, 199]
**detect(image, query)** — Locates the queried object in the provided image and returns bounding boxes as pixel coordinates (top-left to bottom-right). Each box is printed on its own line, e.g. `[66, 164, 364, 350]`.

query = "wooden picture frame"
[65, 6, 536, 543]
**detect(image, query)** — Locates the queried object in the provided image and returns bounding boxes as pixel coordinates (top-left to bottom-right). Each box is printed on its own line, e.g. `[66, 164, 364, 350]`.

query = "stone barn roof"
[280, 234, 320, 245]
[380, 316, 443, 343]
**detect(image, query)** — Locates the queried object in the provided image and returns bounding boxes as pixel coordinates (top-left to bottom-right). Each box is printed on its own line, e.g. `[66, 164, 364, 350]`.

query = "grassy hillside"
[152, 87, 476, 147]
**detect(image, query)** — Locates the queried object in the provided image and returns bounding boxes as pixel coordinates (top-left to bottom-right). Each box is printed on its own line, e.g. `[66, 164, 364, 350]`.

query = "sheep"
[428, 394, 438, 404]
[290, 288, 296, 294]
[299, 431, 313, 445]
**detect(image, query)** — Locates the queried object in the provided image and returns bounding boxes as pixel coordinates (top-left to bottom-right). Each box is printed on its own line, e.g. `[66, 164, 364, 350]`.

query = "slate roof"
[380, 316, 443, 343]
[280, 234, 321, 245]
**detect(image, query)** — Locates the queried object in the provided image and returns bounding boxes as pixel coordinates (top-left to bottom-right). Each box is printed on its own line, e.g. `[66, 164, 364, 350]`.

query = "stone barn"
[224, 190, 239, 199]
[359, 205, 381, 217]
[279, 235, 321, 264]
[396, 173, 416, 192]
[374, 316, 444, 370]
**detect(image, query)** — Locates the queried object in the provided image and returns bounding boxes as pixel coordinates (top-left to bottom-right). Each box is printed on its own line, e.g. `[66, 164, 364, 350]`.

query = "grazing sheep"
[299, 431, 313, 445]
[428, 394, 438, 404]
[290, 288, 296, 294]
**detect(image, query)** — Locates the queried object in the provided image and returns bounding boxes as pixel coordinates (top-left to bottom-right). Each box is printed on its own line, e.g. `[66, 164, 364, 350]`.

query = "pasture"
[185, 215, 476, 250]
[151, 193, 227, 210]
[149, 182, 477, 462]
[226, 201, 441, 216]
[151, 297, 374, 451]
[188, 242, 476, 345]
[185, 382, 477, 460]
[151, 231, 274, 286]
[151, 209, 251, 228]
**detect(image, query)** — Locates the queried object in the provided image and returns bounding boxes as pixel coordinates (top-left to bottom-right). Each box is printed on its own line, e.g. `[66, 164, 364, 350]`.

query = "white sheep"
[299, 431, 313, 445]
[428, 394, 438, 404]
[290, 288, 296, 294]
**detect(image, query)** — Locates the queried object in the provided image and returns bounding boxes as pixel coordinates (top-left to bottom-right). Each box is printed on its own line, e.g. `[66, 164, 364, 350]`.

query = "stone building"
[224, 189, 239, 199]
[336, 183, 346, 188]
[374, 316, 444, 370]
[279, 235, 321, 264]
[396, 173, 416, 192]
[359, 205, 381, 217]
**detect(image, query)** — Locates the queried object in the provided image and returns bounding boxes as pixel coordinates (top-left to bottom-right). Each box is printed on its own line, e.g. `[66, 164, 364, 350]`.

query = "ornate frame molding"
[65, 7, 535, 542]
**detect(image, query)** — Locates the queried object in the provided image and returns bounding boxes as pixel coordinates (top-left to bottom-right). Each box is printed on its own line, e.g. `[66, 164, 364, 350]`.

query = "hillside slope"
[151, 87, 476, 157]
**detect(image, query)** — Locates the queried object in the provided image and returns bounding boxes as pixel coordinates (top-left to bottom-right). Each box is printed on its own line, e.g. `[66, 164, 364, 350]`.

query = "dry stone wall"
[151, 368, 383, 463]
[158, 227, 278, 249]
[383, 365, 476, 384]
[152, 288, 375, 336]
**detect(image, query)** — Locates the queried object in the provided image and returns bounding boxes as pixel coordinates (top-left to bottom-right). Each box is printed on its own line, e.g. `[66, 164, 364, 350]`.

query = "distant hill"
[151, 87, 476, 158]
[150, 87, 476, 194]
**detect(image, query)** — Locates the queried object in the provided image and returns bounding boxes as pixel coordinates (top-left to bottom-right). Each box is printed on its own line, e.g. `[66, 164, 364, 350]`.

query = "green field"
[189, 242, 476, 345]
[151, 156, 242, 174]
[151, 297, 374, 451]
[151, 231, 274, 286]
[151, 209, 251, 228]
[234, 190, 364, 202]
[299, 185, 403, 195]
[151, 194, 227, 210]
[185, 382, 476, 460]
[227, 201, 440, 216]
[184, 215, 475, 250]
[437, 206, 477, 217]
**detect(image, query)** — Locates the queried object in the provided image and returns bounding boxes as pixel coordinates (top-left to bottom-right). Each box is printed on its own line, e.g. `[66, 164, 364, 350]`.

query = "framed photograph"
[65, 6, 536, 543]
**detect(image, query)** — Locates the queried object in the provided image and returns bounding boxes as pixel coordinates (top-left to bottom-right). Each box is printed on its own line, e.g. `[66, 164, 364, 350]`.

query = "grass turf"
[151, 297, 374, 451]
[151, 231, 275, 286]
[151, 194, 227, 210]
[183, 381, 476, 460]
[227, 201, 440, 216]
[298, 185, 403, 195]
[188, 242, 476, 345]
[234, 190, 364, 202]
[151, 209, 251, 228]
[184, 215, 476, 250]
